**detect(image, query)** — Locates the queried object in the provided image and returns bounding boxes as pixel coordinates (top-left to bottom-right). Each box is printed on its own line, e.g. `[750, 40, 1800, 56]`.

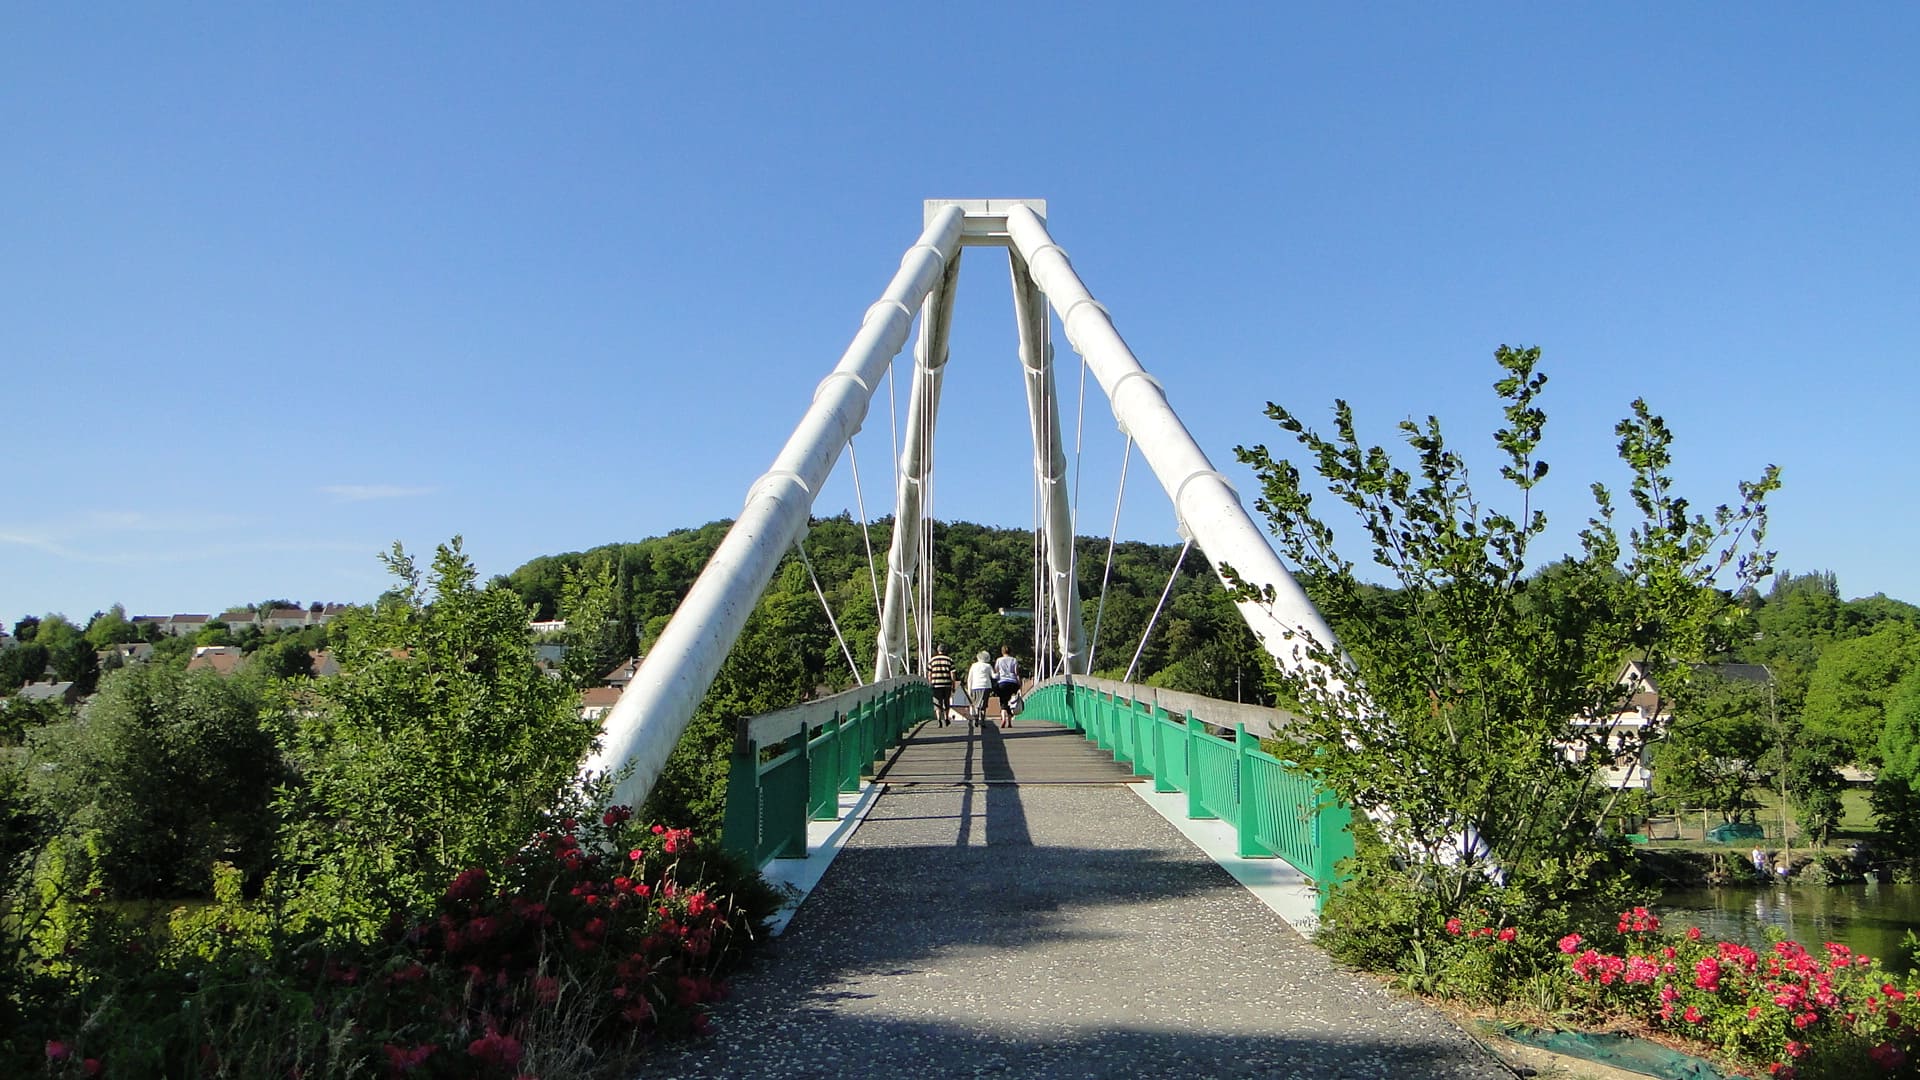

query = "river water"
[1660, 882, 1920, 970]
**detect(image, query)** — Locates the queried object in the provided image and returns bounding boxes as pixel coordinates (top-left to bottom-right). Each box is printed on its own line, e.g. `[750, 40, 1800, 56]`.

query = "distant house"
[602, 657, 643, 689]
[532, 644, 568, 679]
[164, 614, 211, 638]
[529, 619, 567, 636]
[1566, 661, 1662, 790]
[1566, 660, 1774, 790]
[98, 642, 155, 665]
[220, 610, 259, 634]
[580, 685, 621, 723]
[16, 680, 81, 707]
[185, 645, 246, 676]
[260, 607, 309, 632]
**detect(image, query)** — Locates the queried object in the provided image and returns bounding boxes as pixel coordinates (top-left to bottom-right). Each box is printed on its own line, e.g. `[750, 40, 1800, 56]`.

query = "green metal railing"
[1023, 677, 1354, 907]
[721, 676, 930, 867]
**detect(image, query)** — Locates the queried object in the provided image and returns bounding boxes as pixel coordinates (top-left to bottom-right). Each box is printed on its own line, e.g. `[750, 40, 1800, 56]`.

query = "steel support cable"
[1086, 433, 1133, 673]
[845, 438, 884, 628]
[797, 539, 863, 686]
[1038, 393, 1055, 675]
[1068, 352, 1088, 674]
[1124, 535, 1192, 685]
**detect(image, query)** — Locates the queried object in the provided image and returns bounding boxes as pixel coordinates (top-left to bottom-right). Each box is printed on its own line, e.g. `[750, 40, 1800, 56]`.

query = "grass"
[1633, 787, 1877, 854]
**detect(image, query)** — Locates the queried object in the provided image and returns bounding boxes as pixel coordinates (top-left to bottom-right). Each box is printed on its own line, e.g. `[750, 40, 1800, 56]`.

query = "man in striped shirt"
[926, 646, 956, 727]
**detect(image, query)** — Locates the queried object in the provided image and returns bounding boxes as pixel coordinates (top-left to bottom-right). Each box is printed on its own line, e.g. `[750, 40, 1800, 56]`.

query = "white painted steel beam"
[873, 253, 962, 680]
[1002, 205, 1346, 684]
[1010, 252, 1088, 674]
[588, 205, 967, 808]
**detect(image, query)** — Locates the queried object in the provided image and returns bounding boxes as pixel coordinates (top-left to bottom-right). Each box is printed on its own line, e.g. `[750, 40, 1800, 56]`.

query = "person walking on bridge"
[966, 650, 994, 727]
[927, 645, 956, 727]
[992, 645, 1020, 729]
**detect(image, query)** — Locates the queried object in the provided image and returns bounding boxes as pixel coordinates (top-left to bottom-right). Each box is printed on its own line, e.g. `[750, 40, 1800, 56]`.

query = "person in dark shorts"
[992, 646, 1020, 728]
[926, 645, 956, 726]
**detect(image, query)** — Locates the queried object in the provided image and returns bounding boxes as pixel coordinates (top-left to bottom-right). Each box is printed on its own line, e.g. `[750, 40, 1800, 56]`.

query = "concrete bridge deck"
[644, 721, 1510, 1079]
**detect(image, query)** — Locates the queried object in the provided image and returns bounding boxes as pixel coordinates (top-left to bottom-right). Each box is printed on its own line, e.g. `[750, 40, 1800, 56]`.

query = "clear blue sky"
[3, 5, 1915, 627]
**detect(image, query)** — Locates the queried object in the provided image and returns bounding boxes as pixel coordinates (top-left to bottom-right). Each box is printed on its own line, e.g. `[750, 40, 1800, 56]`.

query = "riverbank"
[1633, 846, 1899, 889]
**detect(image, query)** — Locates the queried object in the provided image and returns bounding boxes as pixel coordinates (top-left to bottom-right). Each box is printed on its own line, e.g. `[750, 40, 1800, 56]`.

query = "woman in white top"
[966, 651, 995, 727]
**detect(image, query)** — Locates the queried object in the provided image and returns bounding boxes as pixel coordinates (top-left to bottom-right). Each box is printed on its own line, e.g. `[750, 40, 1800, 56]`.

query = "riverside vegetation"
[1235, 346, 1917, 1077]
[0, 507, 1272, 1075]
[6, 346, 1920, 1075]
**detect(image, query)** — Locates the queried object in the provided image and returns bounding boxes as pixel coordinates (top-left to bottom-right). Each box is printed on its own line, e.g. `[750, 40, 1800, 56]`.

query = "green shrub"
[22, 666, 280, 899]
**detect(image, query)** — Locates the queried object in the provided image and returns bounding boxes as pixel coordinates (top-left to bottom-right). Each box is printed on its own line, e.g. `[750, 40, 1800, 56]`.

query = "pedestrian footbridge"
[590, 200, 1506, 1076]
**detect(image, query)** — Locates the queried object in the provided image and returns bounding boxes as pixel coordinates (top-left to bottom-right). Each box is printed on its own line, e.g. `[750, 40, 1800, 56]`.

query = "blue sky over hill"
[3, 5, 1915, 624]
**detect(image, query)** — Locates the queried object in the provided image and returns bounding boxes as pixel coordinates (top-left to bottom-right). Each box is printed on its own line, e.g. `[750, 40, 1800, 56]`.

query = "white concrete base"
[758, 781, 883, 936]
[1126, 782, 1322, 938]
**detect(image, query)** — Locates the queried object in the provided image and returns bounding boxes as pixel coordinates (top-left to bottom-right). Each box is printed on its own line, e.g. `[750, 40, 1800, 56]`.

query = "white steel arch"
[590, 199, 1345, 810]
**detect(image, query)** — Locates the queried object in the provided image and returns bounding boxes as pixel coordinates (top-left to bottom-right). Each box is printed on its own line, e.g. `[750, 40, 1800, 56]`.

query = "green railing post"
[811, 716, 840, 820]
[1186, 714, 1214, 820]
[1152, 709, 1176, 793]
[773, 731, 810, 860]
[1235, 724, 1275, 859]
[721, 738, 762, 863]
[1313, 795, 1355, 904]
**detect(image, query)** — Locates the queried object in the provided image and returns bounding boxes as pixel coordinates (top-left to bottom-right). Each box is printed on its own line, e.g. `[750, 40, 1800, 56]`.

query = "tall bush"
[1234, 346, 1780, 924]
[271, 539, 597, 938]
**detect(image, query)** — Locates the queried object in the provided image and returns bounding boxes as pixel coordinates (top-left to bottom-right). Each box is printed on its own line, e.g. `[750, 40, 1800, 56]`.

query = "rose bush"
[5, 809, 783, 1078]
[1438, 907, 1920, 1079]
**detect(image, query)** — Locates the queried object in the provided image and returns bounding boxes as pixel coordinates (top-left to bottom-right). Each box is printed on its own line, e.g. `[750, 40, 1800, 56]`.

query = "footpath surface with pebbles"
[642, 722, 1513, 1079]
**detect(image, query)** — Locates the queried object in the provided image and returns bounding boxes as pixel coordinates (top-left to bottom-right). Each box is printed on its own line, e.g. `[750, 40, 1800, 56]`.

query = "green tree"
[22, 664, 281, 897]
[0, 644, 48, 693]
[1872, 667, 1920, 856]
[82, 604, 140, 648]
[560, 556, 623, 689]
[254, 636, 315, 680]
[1801, 622, 1920, 765]
[271, 539, 596, 937]
[1233, 345, 1779, 918]
[1652, 671, 1772, 821]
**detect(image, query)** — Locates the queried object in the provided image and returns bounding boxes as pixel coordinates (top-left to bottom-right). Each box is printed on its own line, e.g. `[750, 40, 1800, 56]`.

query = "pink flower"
[1784, 1040, 1806, 1058]
[1624, 956, 1659, 984]
[1496, 927, 1516, 942]
[1694, 957, 1722, 992]
[46, 1041, 71, 1062]
[1686, 925, 1702, 941]
[1558, 933, 1583, 954]
[1444, 917, 1463, 936]
[81, 1060, 102, 1077]
[1682, 1006, 1703, 1023]
[445, 867, 488, 902]
[1868, 1042, 1908, 1070]
[383, 1043, 437, 1073]
[466, 1031, 523, 1069]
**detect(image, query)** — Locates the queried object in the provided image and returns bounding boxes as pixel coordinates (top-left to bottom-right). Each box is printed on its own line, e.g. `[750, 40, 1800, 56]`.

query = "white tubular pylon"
[1011, 252, 1087, 674]
[587, 205, 966, 809]
[873, 253, 961, 681]
[1002, 204, 1346, 684]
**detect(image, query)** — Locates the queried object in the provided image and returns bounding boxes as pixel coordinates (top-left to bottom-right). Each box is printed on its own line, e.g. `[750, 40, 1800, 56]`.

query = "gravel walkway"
[642, 777, 1513, 1079]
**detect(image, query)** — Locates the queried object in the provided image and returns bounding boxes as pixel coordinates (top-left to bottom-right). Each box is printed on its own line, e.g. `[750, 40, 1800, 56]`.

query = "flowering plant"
[1445, 907, 1920, 1079]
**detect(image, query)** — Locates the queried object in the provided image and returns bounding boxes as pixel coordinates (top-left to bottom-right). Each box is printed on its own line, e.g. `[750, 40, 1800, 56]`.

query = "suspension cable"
[797, 539, 863, 686]
[1124, 535, 1192, 685]
[1087, 433, 1133, 673]
[1068, 352, 1088, 674]
[846, 438, 884, 628]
